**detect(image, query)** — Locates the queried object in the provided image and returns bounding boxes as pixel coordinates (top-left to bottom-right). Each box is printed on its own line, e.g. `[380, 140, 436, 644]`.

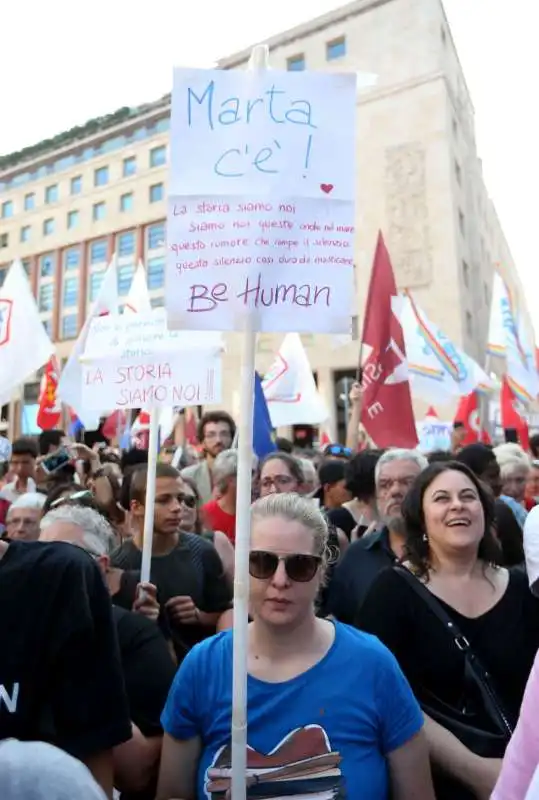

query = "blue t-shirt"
[161, 622, 423, 799]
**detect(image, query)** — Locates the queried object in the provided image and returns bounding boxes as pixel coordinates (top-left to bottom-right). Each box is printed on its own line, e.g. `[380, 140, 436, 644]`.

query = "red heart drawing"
[320, 183, 334, 194]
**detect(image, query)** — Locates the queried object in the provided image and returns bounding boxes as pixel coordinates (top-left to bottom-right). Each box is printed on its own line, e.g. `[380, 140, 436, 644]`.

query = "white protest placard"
[81, 311, 223, 410]
[166, 68, 357, 333]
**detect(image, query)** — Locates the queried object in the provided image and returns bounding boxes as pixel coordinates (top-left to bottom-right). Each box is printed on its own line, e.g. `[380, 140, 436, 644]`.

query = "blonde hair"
[494, 443, 531, 479]
[251, 492, 329, 561]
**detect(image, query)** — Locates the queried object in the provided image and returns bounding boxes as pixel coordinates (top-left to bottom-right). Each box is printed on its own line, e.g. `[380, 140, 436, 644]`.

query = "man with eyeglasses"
[4, 492, 46, 541]
[326, 449, 428, 623]
[181, 411, 236, 505]
[112, 464, 233, 662]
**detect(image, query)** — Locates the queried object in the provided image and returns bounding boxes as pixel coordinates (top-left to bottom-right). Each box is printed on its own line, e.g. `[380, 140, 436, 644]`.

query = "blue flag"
[253, 372, 277, 459]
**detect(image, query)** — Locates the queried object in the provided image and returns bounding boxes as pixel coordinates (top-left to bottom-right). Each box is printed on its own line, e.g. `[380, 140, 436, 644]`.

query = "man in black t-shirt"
[0, 538, 131, 799]
[112, 463, 232, 661]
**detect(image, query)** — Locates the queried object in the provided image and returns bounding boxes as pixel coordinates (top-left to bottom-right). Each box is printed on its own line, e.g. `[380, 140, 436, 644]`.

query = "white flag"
[0, 260, 54, 405]
[58, 257, 119, 429]
[123, 262, 152, 315]
[262, 333, 328, 427]
[487, 273, 539, 404]
[400, 293, 493, 405]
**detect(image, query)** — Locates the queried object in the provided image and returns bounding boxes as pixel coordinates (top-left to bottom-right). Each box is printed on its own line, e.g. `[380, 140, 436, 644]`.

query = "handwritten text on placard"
[82, 355, 221, 410]
[165, 196, 354, 332]
[169, 69, 356, 200]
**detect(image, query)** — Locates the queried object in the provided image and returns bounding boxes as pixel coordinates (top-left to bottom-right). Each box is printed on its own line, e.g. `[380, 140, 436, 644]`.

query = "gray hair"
[299, 458, 318, 489]
[213, 449, 257, 493]
[251, 492, 329, 561]
[7, 492, 46, 519]
[40, 505, 115, 557]
[494, 443, 531, 478]
[374, 448, 428, 483]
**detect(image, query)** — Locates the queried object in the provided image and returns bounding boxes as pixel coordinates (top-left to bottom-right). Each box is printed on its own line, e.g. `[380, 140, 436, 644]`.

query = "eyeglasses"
[324, 445, 352, 458]
[249, 550, 322, 582]
[178, 492, 197, 508]
[50, 490, 93, 509]
[260, 475, 295, 490]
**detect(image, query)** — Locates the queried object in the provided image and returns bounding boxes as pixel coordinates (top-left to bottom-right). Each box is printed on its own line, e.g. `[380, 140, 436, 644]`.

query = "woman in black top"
[358, 461, 539, 800]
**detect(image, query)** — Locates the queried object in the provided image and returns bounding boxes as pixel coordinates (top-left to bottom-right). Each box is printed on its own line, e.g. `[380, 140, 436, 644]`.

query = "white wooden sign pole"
[230, 43, 269, 800]
[140, 410, 160, 584]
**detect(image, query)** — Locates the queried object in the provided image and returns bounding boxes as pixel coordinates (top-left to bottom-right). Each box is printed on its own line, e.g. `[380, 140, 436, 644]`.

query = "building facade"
[0, 0, 527, 439]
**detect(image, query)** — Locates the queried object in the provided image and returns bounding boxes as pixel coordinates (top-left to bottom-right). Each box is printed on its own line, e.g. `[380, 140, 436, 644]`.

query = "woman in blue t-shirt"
[157, 493, 434, 800]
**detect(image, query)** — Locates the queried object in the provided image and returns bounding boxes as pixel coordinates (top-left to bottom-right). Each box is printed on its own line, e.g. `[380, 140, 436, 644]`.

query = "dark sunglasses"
[324, 444, 352, 458]
[249, 550, 321, 583]
[178, 492, 197, 508]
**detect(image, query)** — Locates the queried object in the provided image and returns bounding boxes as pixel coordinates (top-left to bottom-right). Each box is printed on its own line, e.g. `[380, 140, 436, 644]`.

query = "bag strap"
[394, 565, 514, 737]
[394, 565, 471, 651]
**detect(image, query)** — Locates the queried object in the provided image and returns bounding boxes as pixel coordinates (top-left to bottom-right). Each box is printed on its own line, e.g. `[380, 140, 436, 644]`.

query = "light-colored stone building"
[0, 0, 526, 440]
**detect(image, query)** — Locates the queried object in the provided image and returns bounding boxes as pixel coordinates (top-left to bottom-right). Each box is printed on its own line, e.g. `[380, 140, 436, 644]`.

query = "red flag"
[184, 408, 198, 446]
[102, 410, 127, 441]
[425, 406, 438, 418]
[359, 232, 417, 448]
[37, 357, 62, 430]
[454, 392, 491, 446]
[500, 377, 529, 450]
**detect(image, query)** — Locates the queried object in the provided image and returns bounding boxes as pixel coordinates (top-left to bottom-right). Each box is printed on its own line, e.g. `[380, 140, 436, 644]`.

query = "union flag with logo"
[37, 356, 62, 430]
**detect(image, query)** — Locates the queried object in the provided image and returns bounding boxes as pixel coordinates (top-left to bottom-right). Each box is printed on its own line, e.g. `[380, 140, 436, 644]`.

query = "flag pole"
[230, 42, 269, 800]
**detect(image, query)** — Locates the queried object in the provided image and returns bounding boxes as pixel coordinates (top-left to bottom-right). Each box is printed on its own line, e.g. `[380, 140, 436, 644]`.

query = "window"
[149, 183, 164, 203]
[466, 310, 473, 336]
[123, 157, 136, 177]
[43, 218, 55, 236]
[67, 209, 79, 229]
[93, 202, 106, 221]
[89, 271, 105, 301]
[120, 193, 133, 212]
[39, 284, 54, 312]
[45, 184, 58, 204]
[1, 200, 13, 218]
[118, 264, 135, 296]
[65, 247, 80, 270]
[287, 54, 305, 71]
[458, 209, 465, 237]
[94, 166, 109, 187]
[22, 259, 31, 276]
[147, 222, 165, 250]
[326, 37, 346, 60]
[40, 254, 55, 278]
[0, 233, 8, 248]
[454, 160, 461, 186]
[42, 319, 53, 337]
[150, 295, 164, 308]
[61, 314, 78, 340]
[149, 145, 166, 168]
[118, 231, 135, 257]
[90, 239, 107, 263]
[24, 193, 35, 211]
[462, 260, 469, 288]
[63, 277, 78, 307]
[0, 267, 6, 286]
[20, 226, 30, 243]
[147, 255, 164, 289]
[71, 175, 82, 195]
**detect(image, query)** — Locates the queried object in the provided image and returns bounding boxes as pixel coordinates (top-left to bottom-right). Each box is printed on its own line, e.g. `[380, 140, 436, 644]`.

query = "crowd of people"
[2, 405, 539, 799]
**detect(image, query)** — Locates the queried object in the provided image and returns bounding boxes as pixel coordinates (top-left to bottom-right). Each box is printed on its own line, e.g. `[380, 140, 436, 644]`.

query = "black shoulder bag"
[394, 566, 514, 759]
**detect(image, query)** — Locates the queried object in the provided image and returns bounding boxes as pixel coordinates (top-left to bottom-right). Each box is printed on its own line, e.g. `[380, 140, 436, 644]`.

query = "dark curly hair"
[344, 449, 384, 501]
[402, 460, 502, 578]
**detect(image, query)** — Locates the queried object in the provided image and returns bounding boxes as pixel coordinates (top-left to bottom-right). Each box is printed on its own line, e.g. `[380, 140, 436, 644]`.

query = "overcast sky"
[2, 1, 536, 332]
